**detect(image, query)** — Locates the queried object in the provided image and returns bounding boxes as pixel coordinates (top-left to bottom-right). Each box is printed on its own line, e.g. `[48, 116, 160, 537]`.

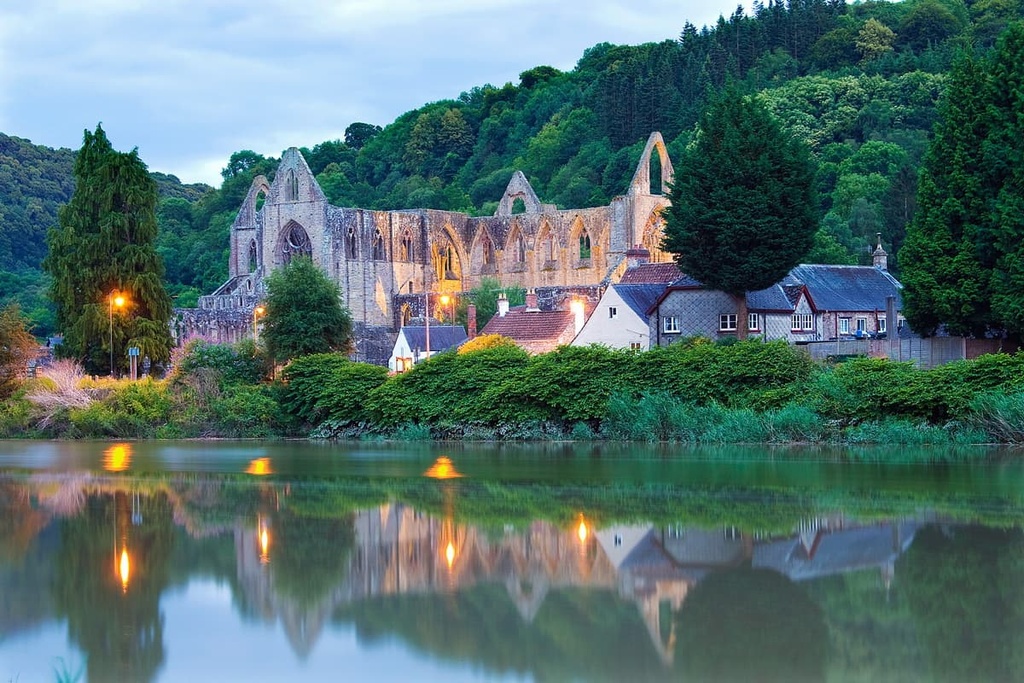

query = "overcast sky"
[0, 1, 752, 187]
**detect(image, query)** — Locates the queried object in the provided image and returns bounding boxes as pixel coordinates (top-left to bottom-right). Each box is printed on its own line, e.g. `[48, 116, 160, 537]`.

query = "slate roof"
[619, 262, 683, 284]
[400, 325, 467, 352]
[614, 284, 667, 319]
[786, 264, 902, 312]
[746, 283, 798, 312]
[480, 307, 575, 341]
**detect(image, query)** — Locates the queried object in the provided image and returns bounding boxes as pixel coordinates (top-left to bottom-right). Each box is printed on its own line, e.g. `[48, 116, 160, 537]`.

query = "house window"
[878, 317, 887, 333]
[719, 314, 737, 331]
[792, 313, 813, 331]
[839, 317, 851, 335]
[663, 316, 679, 333]
[748, 313, 760, 331]
[609, 306, 618, 319]
[629, 342, 642, 352]
[856, 318, 867, 332]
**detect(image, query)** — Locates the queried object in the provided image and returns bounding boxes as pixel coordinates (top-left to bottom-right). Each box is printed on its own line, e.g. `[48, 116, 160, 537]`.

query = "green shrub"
[174, 338, 270, 387]
[211, 385, 282, 437]
[281, 354, 388, 426]
[762, 404, 826, 443]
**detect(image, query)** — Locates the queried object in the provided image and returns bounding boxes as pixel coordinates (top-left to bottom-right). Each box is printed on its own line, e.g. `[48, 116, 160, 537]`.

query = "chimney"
[872, 233, 888, 271]
[497, 293, 509, 317]
[467, 303, 477, 339]
[525, 288, 539, 312]
[626, 244, 651, 269]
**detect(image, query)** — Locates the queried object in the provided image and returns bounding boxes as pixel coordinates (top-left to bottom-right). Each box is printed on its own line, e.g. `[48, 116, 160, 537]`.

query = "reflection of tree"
[675, 568, 827, 682]
[337, 585, 669, 681]
[900, 526, 1024, 682]
[52, 491, 175, 683]
[270, 509, 354, 607]
[0, 482, 57, 640]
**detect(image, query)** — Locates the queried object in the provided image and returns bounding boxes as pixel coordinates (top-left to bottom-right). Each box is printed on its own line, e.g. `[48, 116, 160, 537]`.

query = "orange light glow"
[258, 515, 271, 564]
[245, 458, 272, 476]
[113, 295, 126, 308]
[103, 443, 132, 472]
[261, 528, 270, 557]
[424, 456, 463, 479]
[577, 519, 589, 543]
[445, 542, 456, 569]
[119, 548, 130, 592]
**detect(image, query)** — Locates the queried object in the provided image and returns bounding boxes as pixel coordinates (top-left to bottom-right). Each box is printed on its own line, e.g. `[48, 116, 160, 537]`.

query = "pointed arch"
[536, 220, 558, 270]
[399, 230, 415, 262]
[346, 226, 357, 259]
[248, 239, 258, 273]
[285, 169, 299, 201]
[628, 132, 675, 196]
[372, 229, 386, 260]
[400, 303, 413, 327]
[471, 226, 497, 275]
[431, 226, 464, 288]
[278, 220, 312, 264]
[641, 209, 670, 263]
[505, 222, 529, 273]
[569, 215, 594, 268]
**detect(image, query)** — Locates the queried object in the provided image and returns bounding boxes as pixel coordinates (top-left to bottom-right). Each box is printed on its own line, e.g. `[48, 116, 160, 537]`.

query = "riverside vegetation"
[3, 336, 1024, 454]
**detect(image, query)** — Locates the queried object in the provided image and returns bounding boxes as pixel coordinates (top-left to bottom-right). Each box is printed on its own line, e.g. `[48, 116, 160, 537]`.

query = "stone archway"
[279, 221, 312, 265]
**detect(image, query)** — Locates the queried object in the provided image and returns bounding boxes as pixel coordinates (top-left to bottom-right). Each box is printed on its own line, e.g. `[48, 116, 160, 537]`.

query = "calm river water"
[1, 440, 1023, 682]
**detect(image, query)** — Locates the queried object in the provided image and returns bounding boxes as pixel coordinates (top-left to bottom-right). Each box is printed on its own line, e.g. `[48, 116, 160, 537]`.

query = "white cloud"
[0, 0, 750, 185]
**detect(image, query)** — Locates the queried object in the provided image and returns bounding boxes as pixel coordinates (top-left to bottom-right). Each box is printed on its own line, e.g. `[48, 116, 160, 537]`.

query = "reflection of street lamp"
[109, 291, 126, 376]
[253, 305, 265, 343]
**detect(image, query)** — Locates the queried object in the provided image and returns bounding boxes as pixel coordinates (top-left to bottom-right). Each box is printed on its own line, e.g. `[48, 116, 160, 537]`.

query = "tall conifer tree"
[44, 125, 173, 375]
[899, 54, 992, 337]
[662, 89, 817, 338]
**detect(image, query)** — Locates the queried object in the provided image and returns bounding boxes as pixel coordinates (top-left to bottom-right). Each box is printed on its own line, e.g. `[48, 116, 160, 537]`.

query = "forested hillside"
[2, 0, 1021, 336]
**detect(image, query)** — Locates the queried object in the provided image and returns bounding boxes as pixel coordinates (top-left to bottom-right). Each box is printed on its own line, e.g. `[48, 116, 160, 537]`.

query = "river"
[1, 440, 1022, 682]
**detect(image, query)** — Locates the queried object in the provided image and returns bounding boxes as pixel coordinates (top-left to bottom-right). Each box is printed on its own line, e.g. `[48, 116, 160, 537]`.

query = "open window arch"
[628, 132, 675, 197]
[536, 220, 557, 269]
[248, 239, 259, 273]
[372, 229, 386, 261]
[346, 226, 358, 259]
[431, 230, 463, 285]
[641, 209, 670, 263]
[471, 227, 497, 274]
[279, 221, 312, 264]
[400, 303, 413, 327]
[399, 230, 415, 262]
[506, 223, 527, 265]
[284, 169, 299, 201]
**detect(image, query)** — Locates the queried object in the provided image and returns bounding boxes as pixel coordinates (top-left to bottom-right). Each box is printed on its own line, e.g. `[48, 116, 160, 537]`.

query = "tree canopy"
[43, 125, 174, 375]
[262, 257, 353, 363]
[662, 88, 817, 336]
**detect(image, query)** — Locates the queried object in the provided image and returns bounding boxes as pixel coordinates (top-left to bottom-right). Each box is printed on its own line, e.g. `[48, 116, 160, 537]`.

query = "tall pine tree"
[44, 125, 173, 375]
[899, 54, 992, 337]
[986, 22, 1024, 338]
[662, 88, 817, 338]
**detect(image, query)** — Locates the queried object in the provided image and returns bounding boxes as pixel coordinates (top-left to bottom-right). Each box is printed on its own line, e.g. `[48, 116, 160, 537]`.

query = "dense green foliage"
[280, 353, 388, 427]
[900, 22, 1024, 339]
[43, 125, 174, 375]
[262, 257, 353, 363]
[662, 89, 817, 313]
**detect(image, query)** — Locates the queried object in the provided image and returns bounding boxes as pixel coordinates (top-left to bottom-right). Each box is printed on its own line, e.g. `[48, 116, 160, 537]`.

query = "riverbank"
[5, 337, 1023, 454]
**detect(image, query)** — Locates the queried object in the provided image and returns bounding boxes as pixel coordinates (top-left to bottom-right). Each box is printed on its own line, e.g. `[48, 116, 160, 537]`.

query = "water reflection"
[102, 442, 132, 472]
[0, 472, 1022, 682]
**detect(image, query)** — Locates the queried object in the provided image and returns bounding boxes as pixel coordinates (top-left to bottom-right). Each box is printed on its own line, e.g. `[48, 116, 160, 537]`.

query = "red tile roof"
[618, 262, 682, 284]
[481, 307, 575, 341]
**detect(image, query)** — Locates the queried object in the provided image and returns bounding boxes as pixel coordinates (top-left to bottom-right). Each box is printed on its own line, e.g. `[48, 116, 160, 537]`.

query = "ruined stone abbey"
[178, 133, 675, 364]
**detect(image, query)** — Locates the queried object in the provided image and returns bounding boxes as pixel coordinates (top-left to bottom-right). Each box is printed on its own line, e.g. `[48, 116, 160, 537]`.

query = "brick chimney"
[467, 303, 477, 339]
[872, 233, 888, 271]
[626, 244, 651, 269]
[497, 293, 509, 317]
[525, 288, 540, 312]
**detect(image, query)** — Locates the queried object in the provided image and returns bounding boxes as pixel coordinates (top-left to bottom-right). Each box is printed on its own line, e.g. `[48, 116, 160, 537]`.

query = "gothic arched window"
[347, 226, 357, 259]
[372, 230, 386, 261]
[400, 231, 414, 262]
[282, 223, 312, 263]
[579, 230, 592, 260]
[248, 240, 258, 273]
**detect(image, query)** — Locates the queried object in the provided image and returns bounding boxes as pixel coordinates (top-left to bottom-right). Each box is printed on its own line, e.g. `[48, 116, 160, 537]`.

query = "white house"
[388, 325, 467, 372]
[571, 284, 667, 350]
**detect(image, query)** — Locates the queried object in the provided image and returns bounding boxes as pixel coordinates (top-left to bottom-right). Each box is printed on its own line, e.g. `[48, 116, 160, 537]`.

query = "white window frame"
[839, 317, 850, 335]
[663, 316, 679, 334]
[748, 312, 760, 331]
[791, 313, 813, 331]
[877, 316, 887, 333]
[856, 318, 867, 332]
[719, 314, 737, 332]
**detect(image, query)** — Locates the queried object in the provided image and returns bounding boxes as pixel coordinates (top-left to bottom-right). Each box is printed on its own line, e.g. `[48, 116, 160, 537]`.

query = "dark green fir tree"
[44, 125, 173, 375]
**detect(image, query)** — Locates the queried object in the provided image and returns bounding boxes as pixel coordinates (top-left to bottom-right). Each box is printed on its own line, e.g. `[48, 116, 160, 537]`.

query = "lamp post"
[253, 305, 265, 344]
[109, 291, 125, 377]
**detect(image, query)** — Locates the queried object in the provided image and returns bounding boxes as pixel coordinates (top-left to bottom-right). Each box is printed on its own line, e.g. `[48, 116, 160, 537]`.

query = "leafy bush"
[173, 338, 270, 387]
[762, 404, 826, 443]
[281, 354, 388, 427]
[210, 385, 283, 437]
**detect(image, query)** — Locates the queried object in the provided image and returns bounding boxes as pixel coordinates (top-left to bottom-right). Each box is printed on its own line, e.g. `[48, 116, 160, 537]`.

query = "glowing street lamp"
[439, 294, 456, 326]
[109, 291, 126, 377]
[253, 305, 266, 343]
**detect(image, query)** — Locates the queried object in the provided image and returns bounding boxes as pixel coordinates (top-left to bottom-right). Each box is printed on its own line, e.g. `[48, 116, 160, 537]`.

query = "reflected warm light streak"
[445, 541, 456, 569]
[258, 515, 271, 565]
[118, 548, 130, 593]
[246, 458, 273, 476]
[577, 518, 589, 544]
[103, 443, 133, 472]
[424, 456, 464, 479]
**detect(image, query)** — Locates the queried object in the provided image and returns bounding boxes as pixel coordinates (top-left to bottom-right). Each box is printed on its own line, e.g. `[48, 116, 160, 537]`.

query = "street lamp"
[439, 294, 455, 326]
[253, 305, 266, 343]
[109, 291, 126, 377]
